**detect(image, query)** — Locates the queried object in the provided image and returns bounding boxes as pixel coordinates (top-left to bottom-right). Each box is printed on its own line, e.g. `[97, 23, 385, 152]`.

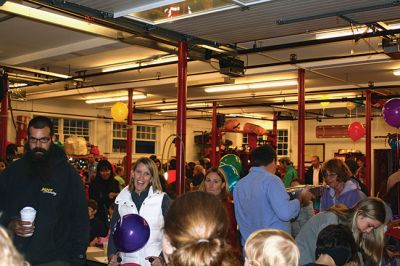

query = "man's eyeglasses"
[29, 136, 51, 144]
[324, 173, 338, 179]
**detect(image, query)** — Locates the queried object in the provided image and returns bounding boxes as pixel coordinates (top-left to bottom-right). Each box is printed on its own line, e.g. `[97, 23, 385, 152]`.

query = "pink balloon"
[348, 122, 365, 141]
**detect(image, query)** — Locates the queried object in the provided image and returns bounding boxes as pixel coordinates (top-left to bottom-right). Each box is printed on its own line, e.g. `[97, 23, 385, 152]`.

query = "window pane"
[135, 140, 155, 154]
[113, 139, 127, 153]
[63, 118, 90, 140]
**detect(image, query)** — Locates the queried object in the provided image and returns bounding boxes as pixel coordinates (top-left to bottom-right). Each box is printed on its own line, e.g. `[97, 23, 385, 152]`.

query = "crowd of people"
[0, 115, 399, 266]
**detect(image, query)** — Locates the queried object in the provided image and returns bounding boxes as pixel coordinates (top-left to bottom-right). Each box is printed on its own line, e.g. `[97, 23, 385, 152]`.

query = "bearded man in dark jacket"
[0, 116, 89, 266]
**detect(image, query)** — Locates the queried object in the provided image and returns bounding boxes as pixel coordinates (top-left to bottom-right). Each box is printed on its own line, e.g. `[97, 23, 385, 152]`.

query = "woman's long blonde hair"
[245, 229, 299, 266]
[328, 197, 387, 264]
[129, 157, 162, 192]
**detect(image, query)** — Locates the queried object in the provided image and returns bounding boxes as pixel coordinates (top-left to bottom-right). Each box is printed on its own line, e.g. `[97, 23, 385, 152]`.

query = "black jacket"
[0, 145, 89, 265]
[89, 175, 120, 227]
[304, 166, 323, 185]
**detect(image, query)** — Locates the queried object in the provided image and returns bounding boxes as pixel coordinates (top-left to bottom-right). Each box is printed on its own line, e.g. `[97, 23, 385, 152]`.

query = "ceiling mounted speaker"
[219, 58, 244, 77]
[383, 38, 400, 60]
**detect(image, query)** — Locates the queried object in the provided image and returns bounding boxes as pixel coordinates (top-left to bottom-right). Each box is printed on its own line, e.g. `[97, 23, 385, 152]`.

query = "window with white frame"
[112, 123, 128, 153]
[276, 129, 288, 157]
[63, 119, 90, 141]
[48, 117, 59, 139]
[112, 123, 158, 154]
[34, 116, 89, 142]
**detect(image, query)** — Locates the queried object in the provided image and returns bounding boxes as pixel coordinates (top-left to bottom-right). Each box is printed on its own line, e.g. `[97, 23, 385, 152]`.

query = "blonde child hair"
[0, 226, 28, 266]
[244, 229, 299, 266]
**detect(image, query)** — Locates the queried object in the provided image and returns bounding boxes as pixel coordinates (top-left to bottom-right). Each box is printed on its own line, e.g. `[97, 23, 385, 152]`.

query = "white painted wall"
[6, 99, 212, 165]
[5, 99, 398, 194]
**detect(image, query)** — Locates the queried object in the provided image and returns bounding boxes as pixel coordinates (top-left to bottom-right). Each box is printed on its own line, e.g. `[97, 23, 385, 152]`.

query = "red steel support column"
[297, 69, 305, 182]
[365, 90, 372, 195]
[126, 88, 133, 184]
[0, 75, 9, 160]
[176, 41, 187, 196]
[211, 101, 217, 167]
[272, 111, 278, 148]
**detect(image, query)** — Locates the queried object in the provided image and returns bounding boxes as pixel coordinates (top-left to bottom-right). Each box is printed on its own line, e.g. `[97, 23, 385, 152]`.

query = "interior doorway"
[374, 149, 393, 197]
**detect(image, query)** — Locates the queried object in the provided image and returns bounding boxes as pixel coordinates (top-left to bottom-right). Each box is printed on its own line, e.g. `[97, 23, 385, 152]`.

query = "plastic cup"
[20, 207, 36, 237]
[103, 241, 108, 256]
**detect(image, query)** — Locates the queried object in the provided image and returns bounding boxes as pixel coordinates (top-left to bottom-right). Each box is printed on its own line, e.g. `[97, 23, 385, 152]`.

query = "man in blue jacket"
[0, 116, 89, 265]
[233, 144, 312, 246]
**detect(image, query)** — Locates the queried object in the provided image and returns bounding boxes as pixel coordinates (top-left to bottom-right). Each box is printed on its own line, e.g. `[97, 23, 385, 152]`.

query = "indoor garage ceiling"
[0, 0, 400, 120]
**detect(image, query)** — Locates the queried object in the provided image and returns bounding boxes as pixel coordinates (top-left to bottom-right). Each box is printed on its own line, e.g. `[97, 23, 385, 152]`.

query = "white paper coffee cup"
[20, 207, 36, 236]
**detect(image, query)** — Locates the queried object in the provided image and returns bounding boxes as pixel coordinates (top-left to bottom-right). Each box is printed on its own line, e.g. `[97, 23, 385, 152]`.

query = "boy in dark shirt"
[88, 199, 107, 246]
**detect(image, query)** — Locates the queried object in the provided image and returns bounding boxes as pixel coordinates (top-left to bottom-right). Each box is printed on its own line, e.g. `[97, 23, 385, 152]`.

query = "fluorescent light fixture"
[394, 69, 400, 76]
[204, 84, 248, 93]
[160, 110, 177, 113]
[316, 27, 371, 39]
[157, 102, 212, 110]
[315, 22, 400, 40]
[85, 94, 147, 104]
[204, 80, 297, 93]
[102, 55, 178, 73]
[0, 2, 133, 40]
[9, 83, 28, 88]
[197, 44, 226, 53]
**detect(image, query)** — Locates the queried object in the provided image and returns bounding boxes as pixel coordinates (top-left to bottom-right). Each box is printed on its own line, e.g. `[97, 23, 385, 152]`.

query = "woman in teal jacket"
[279, 157, 298, 188]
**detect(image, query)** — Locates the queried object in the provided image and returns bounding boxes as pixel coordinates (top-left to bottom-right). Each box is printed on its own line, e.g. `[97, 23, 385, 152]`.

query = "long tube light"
[315, 23, 400, 40]
[204, 79, 297, 93]
[102, 55, 178, 72]
[157, 102, 213, 110]
[0, 2, 133, 40]
[85, 94, 147, 104]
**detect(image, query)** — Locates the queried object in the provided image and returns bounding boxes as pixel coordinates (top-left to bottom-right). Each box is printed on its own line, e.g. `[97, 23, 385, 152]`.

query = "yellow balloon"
[111, 102, 128, 122]
[346, 102, 356, 111]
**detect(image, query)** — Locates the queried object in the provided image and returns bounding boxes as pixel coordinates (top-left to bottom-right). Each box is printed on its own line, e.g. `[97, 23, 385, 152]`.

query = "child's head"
[315, 224, 359, 266]
[290, 178, 301, 187]
[108, 202, 116, 217]
[115, 166, 124, 176]
[163, 191, 239, 266]
[87, 199, 98, 219]
[244, 229, 299, 266]
[0, 226, 26, 266]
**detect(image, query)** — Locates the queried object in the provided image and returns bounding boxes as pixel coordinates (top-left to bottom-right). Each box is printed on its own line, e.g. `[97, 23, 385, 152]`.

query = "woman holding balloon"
[108, 157, 171, 266]
[199, 167, 241, 254]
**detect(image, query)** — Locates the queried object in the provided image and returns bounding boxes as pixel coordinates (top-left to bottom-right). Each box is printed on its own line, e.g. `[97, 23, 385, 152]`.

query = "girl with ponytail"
[162, 191, 240, 266]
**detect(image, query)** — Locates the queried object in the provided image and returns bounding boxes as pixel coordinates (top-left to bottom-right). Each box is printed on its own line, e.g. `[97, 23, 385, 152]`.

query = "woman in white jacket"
[108, 157, 171, 266]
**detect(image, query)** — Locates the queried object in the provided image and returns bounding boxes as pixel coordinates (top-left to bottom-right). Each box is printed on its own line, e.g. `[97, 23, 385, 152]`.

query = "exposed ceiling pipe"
[245, 52, 385, 69]
[238, 28, 400, 54]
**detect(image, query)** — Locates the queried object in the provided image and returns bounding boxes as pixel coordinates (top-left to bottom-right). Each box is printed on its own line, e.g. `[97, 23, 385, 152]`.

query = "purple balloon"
[383, 98, 400, 128]
[112, 214, 150, 253]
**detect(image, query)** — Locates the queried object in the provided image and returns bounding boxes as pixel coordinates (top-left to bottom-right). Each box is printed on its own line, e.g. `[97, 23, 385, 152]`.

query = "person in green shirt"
[114, 166, 126, 190]
[279, 157, 298, 188]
